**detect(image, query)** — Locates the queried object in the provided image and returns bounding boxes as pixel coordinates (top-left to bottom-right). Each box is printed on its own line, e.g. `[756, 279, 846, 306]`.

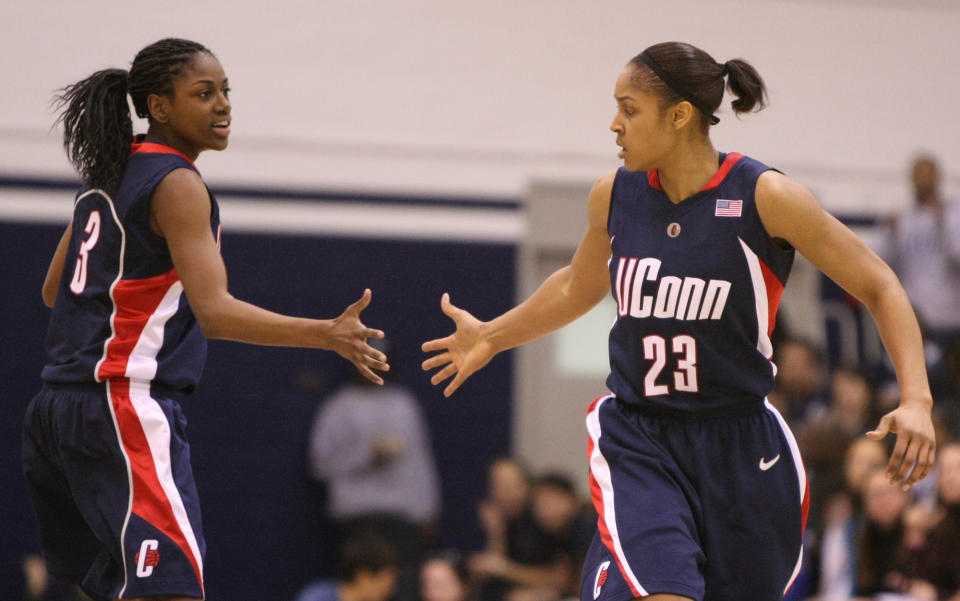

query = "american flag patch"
[715, 199, 743, 217]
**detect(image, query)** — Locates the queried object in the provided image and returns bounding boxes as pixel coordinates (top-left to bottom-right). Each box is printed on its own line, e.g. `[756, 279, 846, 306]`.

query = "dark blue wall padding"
[0, 221, 516, 601]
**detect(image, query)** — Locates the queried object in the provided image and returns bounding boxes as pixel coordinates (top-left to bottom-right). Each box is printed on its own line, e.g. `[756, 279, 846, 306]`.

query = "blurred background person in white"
[879, 155, 960, 397]
[309, 339, 440, 601]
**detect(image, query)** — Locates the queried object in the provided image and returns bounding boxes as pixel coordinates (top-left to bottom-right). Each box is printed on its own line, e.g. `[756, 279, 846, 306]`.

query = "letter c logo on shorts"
[135, 539, 160, 578]
[593, 560, 611, 599]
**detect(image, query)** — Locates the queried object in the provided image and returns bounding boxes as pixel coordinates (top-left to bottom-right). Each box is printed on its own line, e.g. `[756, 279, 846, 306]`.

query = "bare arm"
[422, 172, 615, 396]
[151, 168, 388, 383]
[42, 224, 72, 307]
[756, 171, 936, 487]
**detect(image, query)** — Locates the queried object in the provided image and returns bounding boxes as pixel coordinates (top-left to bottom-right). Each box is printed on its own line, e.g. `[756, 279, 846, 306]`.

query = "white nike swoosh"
[759, 454, 781, 471]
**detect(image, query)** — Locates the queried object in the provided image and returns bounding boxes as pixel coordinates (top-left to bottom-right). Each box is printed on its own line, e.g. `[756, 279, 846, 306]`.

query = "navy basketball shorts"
[22, 381, 205, 600]
[581, 395, 808, 601]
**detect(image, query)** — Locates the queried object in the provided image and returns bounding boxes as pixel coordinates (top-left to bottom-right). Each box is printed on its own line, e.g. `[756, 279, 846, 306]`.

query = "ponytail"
[628, 42, 769, 131]
[724, 58, 767, 115]
[54, 69, 132, 195]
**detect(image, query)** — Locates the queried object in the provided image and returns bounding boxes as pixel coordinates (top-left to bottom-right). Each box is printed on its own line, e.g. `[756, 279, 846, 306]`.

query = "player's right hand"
[330, 288, 389, 385]
[421, 293, 495, 397]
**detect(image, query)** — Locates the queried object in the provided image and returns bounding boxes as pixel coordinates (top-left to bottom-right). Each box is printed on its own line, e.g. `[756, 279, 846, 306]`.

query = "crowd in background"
[288, 333, 960, 601]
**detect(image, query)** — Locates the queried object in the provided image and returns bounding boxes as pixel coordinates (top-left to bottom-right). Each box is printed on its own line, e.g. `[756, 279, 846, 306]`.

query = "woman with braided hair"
[422, 41, 936, 601]
[23, 38, 389, 601]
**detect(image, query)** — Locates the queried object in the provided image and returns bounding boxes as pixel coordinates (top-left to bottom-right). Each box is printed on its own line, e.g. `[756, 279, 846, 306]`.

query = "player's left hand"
[329, 288, 389, 385]
[866, 400, 936, 490]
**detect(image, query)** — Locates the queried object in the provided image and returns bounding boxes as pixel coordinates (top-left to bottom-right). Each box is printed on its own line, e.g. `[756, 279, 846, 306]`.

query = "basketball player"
[23, 39, 388, 601]
[422, 42, 935, 601]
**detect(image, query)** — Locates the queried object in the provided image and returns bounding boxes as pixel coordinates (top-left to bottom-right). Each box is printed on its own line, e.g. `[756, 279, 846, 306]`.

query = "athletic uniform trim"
[130, 141, 196, 166]
[107, 379, 205, 597]
[739, 238, 778, 363]
[586, 394, 647, 599]
[97, 269, 184, 382]
[764, 399, 810, 596]
[646, 152, 744, 192]
[87, 187, 126, 384]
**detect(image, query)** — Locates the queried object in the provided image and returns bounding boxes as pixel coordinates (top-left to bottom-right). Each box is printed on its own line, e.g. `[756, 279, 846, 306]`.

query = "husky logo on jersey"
[593, 560, 611, 599]
[614, 257, 731, 321]
[135, 539, 160, 577]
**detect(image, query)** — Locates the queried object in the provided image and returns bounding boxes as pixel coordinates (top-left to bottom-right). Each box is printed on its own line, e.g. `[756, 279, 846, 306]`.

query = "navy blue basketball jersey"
[42, 140, 221, 394]
[606, 152, 794, 412]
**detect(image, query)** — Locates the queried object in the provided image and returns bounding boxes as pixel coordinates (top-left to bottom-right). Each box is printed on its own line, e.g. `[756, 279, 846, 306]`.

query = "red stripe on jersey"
[108, 379, 204, 591]
[784, 463, 811, 598]
[646, 152, 744, 193]
[647, 169, 662, 191]
[97, 269, 180, 381]
[700, 152, 743, 191]
[757, 256, 785, 346]
[130, 142, 196, 168]
[585, 395, 642, 599]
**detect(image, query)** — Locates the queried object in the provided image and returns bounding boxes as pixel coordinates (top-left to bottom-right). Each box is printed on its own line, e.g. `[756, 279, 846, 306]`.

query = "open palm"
[329, 288, 389, 385]
[421, 293, 496, 397]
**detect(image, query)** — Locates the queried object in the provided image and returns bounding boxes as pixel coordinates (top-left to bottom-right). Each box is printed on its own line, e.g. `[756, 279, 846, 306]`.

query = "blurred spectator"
[294, 535, 399, 601]
[801, 367, 877, 533]
[813, 438, 887, 600]
[911, 443, 960, 601]
[308, 340, 440, 601]
[530, 473, 596, 598]
[854, 469, 916, 597]
[471, 458, 559, 601]
[878, 155, 960, 397]
[770, 338, 828, 424]
[21, 555, 88, 601]
[420, 551, 471, 601]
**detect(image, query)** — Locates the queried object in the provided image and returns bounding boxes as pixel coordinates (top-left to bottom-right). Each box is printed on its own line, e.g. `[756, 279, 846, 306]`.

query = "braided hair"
[53, 38, 212, 195]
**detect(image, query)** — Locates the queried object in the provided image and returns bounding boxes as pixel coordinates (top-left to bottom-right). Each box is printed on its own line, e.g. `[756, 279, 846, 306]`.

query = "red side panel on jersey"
[758, 257, 785, 341]
[97, 269, 180, 381]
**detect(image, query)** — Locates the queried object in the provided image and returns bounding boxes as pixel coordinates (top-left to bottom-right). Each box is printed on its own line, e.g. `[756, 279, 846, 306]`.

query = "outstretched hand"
[421, 293, 496, 397]
[866, 401, 936, 490]
[330, 289, 389, 385]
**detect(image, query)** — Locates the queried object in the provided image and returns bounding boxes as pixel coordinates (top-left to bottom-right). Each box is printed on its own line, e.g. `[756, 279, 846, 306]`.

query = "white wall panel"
[2, 1, 958, 209]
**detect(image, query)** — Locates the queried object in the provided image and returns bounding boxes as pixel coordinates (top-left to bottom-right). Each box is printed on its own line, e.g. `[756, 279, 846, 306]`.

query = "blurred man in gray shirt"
[880, 155, 960, 340]
[309, 343, 440, 601]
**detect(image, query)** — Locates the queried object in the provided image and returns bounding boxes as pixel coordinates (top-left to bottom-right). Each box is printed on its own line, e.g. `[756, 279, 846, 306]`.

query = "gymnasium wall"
[1, 0, 959, 210]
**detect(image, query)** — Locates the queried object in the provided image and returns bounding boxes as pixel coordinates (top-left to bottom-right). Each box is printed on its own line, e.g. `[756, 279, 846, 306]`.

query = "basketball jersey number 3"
[69, 210, 102, 295]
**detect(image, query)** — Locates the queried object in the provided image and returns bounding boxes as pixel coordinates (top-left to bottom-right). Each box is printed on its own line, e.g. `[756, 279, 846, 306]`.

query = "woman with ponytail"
[25, 38, 388, 601]
[422, 41, 936, 601]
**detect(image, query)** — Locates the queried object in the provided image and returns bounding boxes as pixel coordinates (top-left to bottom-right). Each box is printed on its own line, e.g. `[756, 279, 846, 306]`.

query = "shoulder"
[589, 170, 617, 200]
[755, 170, 817, 207]
[153, 167, 206, 198]
[151, 168, 210, 215]
[587, 170, 618, 229]
[148, 167, 213, 236]
[754, 171, 835, 243]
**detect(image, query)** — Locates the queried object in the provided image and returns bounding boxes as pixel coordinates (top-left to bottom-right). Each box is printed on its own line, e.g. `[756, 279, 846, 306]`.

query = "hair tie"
[639, 51, 720, 125]
[720, 62, 730, 77]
